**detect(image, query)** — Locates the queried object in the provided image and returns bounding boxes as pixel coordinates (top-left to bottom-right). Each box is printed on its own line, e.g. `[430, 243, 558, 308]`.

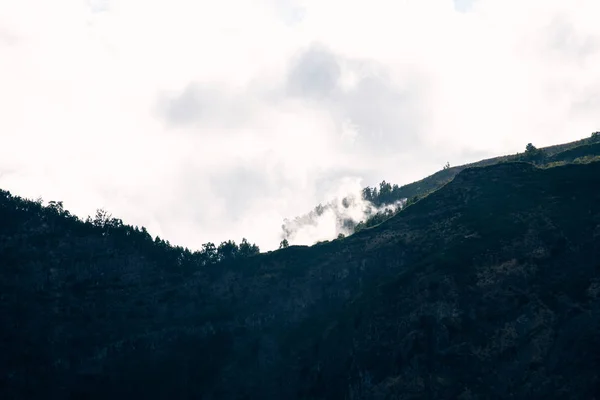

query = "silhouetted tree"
[201, 242, 218, 264]
[217, 240, 239, 262]
[524, 143, 545, 163]
[362, 187, 376, 203]
[93, 208, 112, 228]
[378, 181, 393, 205]
[238, 238, 260, 257]
[48, 200, 65, 214]
[279, 239, 289, 249]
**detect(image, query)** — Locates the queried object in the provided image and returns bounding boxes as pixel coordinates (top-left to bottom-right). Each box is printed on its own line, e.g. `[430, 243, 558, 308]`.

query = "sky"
[1, 0, 599, 251]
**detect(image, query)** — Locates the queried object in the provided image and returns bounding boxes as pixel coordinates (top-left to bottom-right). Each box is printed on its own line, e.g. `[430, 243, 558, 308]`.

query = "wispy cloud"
[281, 177, 406, 245]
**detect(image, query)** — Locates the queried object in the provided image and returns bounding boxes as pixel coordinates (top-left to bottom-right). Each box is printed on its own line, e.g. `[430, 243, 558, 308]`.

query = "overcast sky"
[1, 0, 599, 251]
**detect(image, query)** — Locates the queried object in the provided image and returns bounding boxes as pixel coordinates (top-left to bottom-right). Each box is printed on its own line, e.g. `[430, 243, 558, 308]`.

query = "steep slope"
[1, 161, 600, 399]
[373, 134, 600, 203]
[284, 134, 600, 242]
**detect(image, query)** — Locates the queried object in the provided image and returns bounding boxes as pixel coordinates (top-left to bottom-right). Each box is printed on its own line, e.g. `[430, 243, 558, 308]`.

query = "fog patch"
[281, 177, 406, 245]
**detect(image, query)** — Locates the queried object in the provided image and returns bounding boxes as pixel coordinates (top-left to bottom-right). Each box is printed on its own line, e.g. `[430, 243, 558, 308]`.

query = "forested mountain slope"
[283, 133, 600, 239]
[1, 159, 600, 399]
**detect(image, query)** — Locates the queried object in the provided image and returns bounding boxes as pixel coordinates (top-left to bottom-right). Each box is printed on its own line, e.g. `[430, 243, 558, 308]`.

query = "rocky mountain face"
[1, 161, 600, 399]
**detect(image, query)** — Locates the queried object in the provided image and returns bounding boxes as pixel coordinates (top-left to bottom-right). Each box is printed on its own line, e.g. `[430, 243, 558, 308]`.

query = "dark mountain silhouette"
[1, 134, 600, 399]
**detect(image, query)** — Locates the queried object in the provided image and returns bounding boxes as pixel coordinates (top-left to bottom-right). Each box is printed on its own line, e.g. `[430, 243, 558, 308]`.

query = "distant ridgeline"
[284, 132, 600, 241]
[0, 192, 260, 268]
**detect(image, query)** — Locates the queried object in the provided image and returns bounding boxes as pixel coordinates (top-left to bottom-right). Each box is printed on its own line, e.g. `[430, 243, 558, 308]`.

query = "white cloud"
[1, 0, 599, 250]
[281, 176, 406, 246]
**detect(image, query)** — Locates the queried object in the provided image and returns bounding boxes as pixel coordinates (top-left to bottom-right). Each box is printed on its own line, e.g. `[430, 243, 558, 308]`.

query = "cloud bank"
[0, 0, 599, 250]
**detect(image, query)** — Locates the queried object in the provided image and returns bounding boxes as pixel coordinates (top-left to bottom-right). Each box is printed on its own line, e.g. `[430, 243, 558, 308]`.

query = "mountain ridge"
[1, 140, 600, 399]
[281, 133, 600, 243]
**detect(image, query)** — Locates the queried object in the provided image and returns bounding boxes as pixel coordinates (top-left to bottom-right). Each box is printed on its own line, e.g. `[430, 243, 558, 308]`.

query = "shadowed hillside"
[1, 158, 600, 398]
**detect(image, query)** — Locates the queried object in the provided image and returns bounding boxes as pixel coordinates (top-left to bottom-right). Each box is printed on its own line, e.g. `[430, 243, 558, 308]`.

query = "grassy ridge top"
[389, 134, 600, 202]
